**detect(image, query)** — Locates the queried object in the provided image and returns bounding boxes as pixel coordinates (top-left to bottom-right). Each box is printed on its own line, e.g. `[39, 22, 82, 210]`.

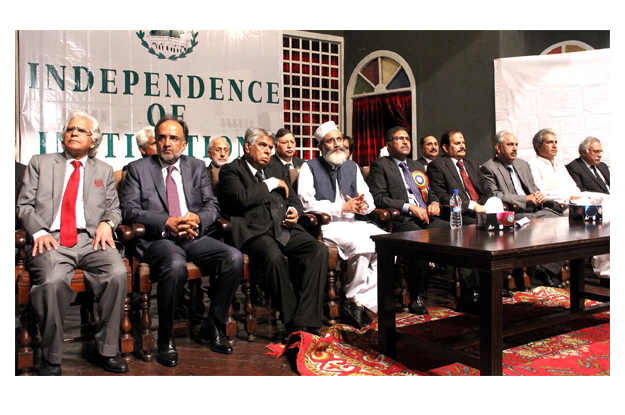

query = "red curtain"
[352, 91, 412, 167]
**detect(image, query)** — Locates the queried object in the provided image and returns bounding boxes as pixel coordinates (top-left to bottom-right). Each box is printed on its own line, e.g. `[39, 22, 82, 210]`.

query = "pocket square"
[93, 179, 104, 187]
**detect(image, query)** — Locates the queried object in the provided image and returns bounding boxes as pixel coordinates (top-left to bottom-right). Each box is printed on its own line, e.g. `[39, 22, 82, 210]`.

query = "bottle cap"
[453, 189, 459, 194]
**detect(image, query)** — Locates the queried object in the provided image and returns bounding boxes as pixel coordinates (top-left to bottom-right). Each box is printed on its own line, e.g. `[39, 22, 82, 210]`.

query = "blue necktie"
[400, 162, 427, 207]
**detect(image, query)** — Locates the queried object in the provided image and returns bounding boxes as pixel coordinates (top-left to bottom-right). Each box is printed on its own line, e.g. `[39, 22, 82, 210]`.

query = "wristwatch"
[102, 219, 115, 230]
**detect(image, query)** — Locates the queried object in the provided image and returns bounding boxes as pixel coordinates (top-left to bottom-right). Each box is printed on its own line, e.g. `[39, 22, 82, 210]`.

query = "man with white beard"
[297, 121, 387, 329]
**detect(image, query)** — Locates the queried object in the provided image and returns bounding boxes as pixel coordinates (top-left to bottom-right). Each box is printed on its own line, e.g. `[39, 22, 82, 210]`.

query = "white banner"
[18, 30, 283, 170]
[495, 49, 610, 165]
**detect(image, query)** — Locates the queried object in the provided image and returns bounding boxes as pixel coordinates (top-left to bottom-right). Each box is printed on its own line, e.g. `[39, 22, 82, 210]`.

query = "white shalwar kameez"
[297, 163, 388, 313]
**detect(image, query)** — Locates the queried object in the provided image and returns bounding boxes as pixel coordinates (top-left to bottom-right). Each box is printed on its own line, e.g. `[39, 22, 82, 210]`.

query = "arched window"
[346, 51, 416, 166]
[541, 40, 594, 55]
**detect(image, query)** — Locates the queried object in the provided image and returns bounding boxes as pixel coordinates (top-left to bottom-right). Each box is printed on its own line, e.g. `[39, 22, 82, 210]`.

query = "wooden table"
[371, 217, 610, 376]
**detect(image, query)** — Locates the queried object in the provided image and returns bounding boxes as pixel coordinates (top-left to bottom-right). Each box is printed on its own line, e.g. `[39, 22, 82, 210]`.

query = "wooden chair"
[15, 227, 135, 375]
[292, 165, 394, 323]
[126, 222, 241, 361]
[117, 167, 245, 361]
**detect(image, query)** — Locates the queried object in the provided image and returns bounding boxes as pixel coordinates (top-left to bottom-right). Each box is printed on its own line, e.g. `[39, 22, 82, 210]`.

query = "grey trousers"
[26, 231, 128, 364]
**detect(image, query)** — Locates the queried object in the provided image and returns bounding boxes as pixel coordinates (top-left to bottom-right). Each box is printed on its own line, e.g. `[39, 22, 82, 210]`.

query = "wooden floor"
[15, 267, 608, 376]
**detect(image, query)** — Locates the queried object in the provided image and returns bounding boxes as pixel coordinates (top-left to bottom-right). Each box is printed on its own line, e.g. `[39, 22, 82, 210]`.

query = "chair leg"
[324, 250, 339, 325]
[16, 272, 33, 374]
[242, 278, 257, 342]
[17, 304, 33, 374]
[518, 267, 531, 291]
[561, 261, 570, 287]
[225, 304, 236, 345]
[139, 274, 154, 362]
[396, 257, 410, 312]
[504, 269, 516, 291]
[120, 294, 134, 363]
[453, 267, 461, 299]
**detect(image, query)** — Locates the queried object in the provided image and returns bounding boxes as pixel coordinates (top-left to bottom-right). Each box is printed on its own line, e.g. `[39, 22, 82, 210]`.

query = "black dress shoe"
[94, 351, 129, 373]
[408, 296, 429, 315]
[197, 324, 234, 354]
[456, 291, 480, 314]
[38, 358, 62, 376]
[340, 300, 365, 329]
[535, 269, 562, 288]
[157, 338, 179, 367]
[502, 289, 514, 298]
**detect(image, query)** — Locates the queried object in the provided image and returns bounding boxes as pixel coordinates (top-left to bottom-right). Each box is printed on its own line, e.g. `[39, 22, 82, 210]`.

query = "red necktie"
[60, 160, 81, 247]
[166, 166, 182, 217]
[457, 160, 479, 202]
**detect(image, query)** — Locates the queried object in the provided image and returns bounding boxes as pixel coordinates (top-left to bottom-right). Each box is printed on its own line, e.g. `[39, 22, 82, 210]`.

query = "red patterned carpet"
[266, 287, 609, 376]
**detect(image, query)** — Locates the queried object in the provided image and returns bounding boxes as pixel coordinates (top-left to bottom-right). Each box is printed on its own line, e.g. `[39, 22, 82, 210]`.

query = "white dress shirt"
[33, 156, 87, 242]
[160, 158, 189, 217]
[528, 156, 581, 202]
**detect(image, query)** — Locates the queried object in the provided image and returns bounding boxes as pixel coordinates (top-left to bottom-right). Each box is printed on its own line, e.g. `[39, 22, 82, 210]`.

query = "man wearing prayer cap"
[297, 121, 387, 329]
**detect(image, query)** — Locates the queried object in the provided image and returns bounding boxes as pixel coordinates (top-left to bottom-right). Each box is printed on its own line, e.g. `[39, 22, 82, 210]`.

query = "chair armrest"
[129, 223, 145, 239]
[298, 213, 318, 228]
[16, 229, 26, 250]
[215, 217, 232, 233]
[115, 224, 135, 243]
[365, 208, 391, 223]
[387, 208, 401, 221]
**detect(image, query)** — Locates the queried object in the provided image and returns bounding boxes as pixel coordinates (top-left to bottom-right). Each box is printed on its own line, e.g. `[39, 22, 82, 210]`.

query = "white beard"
[323, 147, 347, 166]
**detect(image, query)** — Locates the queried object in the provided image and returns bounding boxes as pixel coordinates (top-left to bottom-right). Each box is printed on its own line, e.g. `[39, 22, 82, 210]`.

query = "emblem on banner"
[137, 30, 198, 60]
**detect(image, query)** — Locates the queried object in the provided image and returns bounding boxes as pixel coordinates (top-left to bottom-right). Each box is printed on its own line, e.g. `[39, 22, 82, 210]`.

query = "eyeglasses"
[66, 126, 92, 136]
[589, 150, 604, 155]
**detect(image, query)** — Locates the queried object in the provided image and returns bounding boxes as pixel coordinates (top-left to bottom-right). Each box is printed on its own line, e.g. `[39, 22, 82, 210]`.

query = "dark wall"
[312, 30, 610, 164]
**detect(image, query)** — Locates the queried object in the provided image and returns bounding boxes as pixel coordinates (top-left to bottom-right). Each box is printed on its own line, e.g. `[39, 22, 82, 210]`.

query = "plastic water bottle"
[450, 189, 463, 229]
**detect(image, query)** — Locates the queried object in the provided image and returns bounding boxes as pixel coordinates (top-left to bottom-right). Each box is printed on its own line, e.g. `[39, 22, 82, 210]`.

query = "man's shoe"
[157, 338, 179, 367]
[535, 269, 562, 288]
[456, 290, 480, 314]
[197, 324, 234, 354]
[38, 358, 62, 376]
[340, 300, 365, 330]
[502, 289, 514, 298]
[94, 351, 129, 374]
[408, 296, 429, 315]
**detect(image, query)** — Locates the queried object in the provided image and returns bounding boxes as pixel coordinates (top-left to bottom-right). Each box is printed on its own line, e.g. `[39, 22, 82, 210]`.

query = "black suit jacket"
[418, 156, 434, 171]
[121, 155, 220, 256]
[427, 154, 492, 211]
[566, 158, 610, 194]
[270, 154, 304, 169]
[366, 156, 440, 212]
[217, 157, 305, 250]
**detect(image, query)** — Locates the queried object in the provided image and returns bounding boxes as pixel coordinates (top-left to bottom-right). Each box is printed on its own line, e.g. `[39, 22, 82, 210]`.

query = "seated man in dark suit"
[481, 130, 565, 288]
[427, 129, 497, 312]
[566, 136, 610, 194]
[17, 111, 129, 375]
[418, 135, 439, 171]
[217, 127, 328, 337]
[121, 115, 243, 367]
[427, 130, 493, 224]
[366, 126, 448, 315]
[271, 128, 304, 170]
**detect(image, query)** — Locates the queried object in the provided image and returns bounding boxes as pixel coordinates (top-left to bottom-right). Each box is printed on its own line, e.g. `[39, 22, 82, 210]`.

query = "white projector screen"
[495, 49, 610, 166]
